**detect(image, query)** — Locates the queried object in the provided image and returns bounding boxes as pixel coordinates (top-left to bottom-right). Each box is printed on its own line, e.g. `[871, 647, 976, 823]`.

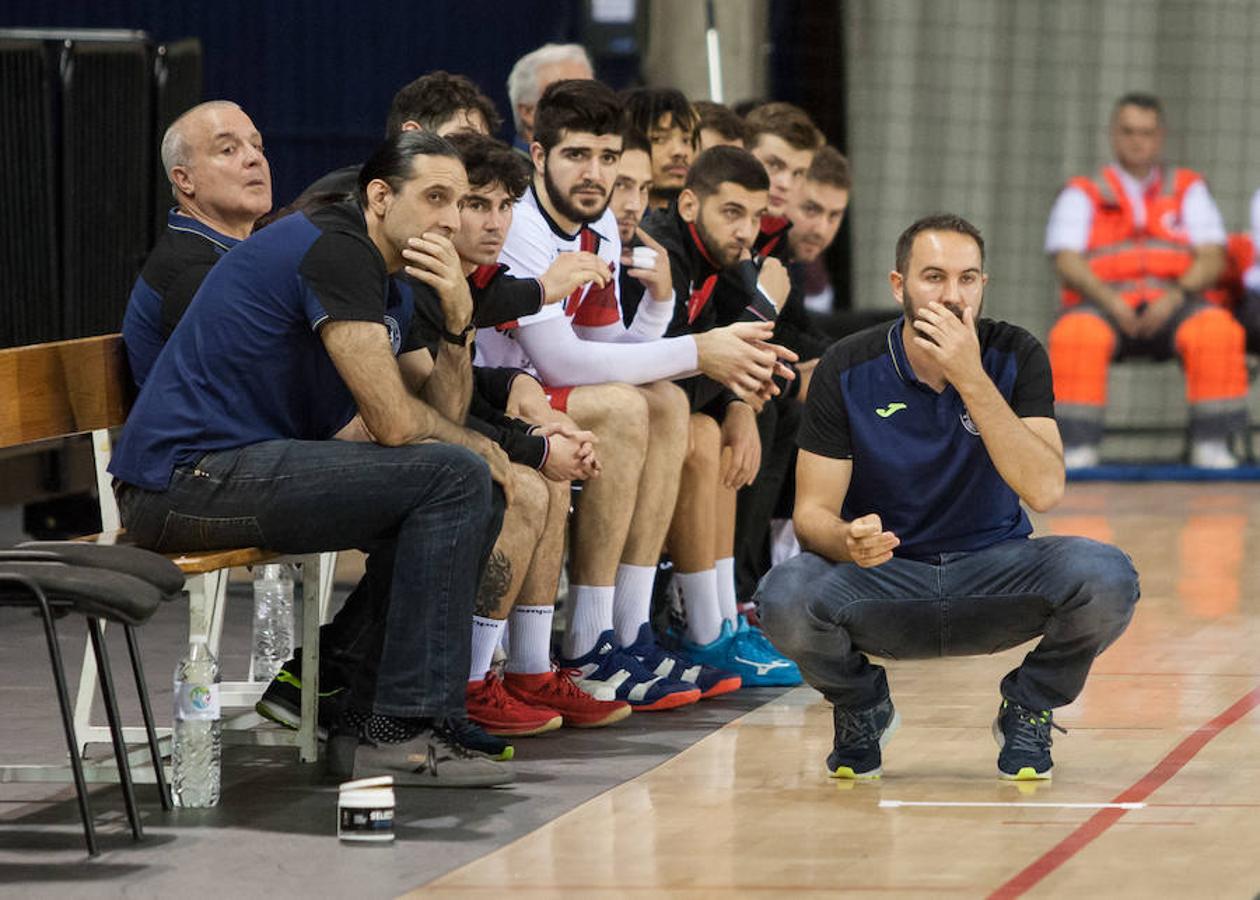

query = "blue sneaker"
[560, 630, 701, 711]
[993, 700, 1064, 780]
[623, 623, 741, 698]
[681, 617, 802, 687]
[828, 696, 899, 779]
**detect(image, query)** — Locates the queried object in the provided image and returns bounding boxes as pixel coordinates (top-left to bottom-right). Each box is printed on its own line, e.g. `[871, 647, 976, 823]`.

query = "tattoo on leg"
[474, 550, 513, 617]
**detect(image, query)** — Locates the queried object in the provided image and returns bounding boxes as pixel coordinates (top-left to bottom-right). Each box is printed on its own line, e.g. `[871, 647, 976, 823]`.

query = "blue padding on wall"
[1067, 465, 1260, 482]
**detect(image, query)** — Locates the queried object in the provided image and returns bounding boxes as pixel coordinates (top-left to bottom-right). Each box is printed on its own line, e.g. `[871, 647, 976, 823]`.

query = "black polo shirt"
[798, 316, 1055, 558]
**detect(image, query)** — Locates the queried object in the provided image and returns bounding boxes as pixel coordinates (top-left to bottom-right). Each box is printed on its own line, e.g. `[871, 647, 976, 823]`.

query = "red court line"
[988, 686, 1260, 900]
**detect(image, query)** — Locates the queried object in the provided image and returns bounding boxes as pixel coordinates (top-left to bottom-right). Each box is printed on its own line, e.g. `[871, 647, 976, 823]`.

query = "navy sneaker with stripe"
[623, 622, 741, 698]
[559, 630, 701, 711]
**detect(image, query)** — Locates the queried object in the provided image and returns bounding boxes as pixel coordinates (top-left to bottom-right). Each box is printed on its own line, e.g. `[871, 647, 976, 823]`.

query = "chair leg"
[87, 618, 144, 841]
[8, 575, 100, 857]
[124, 625, 172, 810]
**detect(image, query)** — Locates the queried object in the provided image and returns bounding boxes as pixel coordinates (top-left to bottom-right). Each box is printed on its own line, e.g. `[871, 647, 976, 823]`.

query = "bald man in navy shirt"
[756, 214, 1139, 783]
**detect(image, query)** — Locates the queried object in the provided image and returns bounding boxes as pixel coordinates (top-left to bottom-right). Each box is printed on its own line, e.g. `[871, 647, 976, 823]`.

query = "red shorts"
[542, 385, 574, 412]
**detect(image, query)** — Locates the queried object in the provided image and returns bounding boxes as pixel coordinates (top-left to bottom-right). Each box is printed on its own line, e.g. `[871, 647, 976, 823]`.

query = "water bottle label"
[174, 682, 221, 721]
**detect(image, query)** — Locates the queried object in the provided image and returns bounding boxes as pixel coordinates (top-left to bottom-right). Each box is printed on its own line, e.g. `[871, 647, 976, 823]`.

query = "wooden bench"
[0, 334, 332, 784]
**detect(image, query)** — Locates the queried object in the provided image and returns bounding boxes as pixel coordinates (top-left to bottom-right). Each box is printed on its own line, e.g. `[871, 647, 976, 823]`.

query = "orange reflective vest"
[1059, 165, 1226, 308]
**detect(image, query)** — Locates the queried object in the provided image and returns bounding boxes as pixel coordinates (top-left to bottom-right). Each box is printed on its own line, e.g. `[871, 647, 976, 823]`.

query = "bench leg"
[71, 625, 101, 758]
[299, 556, 322, 763]
[187, 570, 228, 648]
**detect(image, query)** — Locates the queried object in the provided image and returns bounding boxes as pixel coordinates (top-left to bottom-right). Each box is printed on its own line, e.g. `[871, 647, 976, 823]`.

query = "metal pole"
[705, 0, 723, 102]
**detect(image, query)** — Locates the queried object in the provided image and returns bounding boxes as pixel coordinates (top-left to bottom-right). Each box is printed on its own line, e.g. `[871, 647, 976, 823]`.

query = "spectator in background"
[299, 71, 499, 198]
[122, 101, 271, 387]
[1045, 92, 1247, 469]
[506, 43, 594, 154]
[694, 100, 747, 151]
[621, 87, 700, 210]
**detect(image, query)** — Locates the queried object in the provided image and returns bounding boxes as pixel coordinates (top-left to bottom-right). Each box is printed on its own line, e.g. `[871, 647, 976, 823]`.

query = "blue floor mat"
[1068, 464, 1260, 481]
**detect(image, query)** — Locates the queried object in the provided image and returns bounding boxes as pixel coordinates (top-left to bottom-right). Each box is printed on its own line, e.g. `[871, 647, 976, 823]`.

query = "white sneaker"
[1063, 445, 1100, 469]
[1190, 440, 1238, 469]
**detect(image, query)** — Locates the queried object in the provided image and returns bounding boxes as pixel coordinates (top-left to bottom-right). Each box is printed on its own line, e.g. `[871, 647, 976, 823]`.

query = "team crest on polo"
[384, 315, 401, 354]
[959, 407, 979, 435]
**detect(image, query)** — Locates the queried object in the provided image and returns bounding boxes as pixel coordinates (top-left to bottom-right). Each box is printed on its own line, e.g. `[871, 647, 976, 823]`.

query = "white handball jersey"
[475, 185, 624, 374]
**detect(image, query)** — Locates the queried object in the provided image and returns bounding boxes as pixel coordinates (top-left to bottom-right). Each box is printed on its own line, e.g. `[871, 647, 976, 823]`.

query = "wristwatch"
[440, 323, 475, 345]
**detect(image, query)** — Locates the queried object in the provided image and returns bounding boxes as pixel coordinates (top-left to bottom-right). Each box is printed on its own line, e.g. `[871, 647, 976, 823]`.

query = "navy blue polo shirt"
[110, 200, 412, 491]
[797, 317, 1055, 558]
[121, 210, 240, 389]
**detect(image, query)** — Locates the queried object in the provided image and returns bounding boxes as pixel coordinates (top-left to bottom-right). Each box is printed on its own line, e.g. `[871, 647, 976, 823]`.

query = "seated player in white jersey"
[409, 132, 635, 743]
[476, 79, 796, 710]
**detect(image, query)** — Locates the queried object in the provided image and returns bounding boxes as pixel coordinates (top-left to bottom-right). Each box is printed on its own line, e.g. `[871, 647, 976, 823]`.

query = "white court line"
[880, 800, 1145, 810]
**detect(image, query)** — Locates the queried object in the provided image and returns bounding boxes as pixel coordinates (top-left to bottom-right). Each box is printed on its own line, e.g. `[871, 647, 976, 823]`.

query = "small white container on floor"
[338, 776, 395, 842]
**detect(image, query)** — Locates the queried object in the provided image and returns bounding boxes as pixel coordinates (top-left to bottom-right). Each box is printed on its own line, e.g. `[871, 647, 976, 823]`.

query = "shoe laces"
[551, 667, 603, 701]
[1002, 704, 1067, 755]
[473, 673, 525, 711]
[733, 620, 779, 656]
[434, 718, 491, 760]
[832, 705, 887, 749]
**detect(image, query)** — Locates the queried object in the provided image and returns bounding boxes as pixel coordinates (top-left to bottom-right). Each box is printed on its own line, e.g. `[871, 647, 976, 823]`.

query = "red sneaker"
[503, 669, 632, 728]
[467, 672, 563, 736]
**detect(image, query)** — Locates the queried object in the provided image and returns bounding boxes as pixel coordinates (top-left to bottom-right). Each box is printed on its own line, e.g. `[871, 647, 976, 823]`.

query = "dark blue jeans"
[116, 439, 500, 718]
[755, 537, 1139, 711]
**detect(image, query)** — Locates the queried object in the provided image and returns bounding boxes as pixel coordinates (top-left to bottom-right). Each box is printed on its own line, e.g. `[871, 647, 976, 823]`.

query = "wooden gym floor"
[414, 482, 1260, 898]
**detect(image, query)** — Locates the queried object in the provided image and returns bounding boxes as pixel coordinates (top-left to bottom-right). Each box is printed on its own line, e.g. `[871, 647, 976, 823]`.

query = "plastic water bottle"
[251, 563, 294, 681]
[172, 640, 221, 808]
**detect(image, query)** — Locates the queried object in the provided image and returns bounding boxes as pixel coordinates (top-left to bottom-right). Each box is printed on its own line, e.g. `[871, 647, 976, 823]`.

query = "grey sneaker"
[350, 723, 514, 788]
[827, 696, 900, 780]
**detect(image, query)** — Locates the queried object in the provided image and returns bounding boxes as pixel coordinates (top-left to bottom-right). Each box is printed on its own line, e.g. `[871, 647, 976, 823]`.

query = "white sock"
[613, 563, 656, 647]
[504, 605, 554, 675]
[469, 616, 506, 681]
[715, 557, 738, 624]
[564, 584, 615, 660]
[677, 569, 722, 646]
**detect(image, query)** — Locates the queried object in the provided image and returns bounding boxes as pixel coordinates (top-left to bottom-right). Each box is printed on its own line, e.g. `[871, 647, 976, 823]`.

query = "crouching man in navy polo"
[755, 213, 1140, 781]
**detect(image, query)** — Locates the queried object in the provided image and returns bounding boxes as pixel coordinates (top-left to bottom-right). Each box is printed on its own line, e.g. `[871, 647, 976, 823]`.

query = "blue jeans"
[754, 537, 1139, 711]
[116, 439, 500, 719]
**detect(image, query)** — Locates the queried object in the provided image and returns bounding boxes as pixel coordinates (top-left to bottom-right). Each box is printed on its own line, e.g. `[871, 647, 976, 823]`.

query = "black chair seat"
[14, 541, 185, 596]
[0, 561, 162, 626]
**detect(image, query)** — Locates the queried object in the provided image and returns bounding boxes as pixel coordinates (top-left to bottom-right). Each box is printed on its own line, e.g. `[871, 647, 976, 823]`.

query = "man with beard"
[637, 145, 801, 687]
[756, 214, 1140, 783]
[728, 146, 854, 612]
[478, 79, 794, 710]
